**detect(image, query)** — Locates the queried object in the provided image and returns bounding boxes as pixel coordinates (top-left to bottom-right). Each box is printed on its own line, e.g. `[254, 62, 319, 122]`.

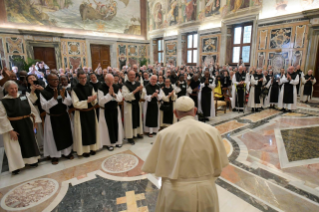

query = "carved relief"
[202, 37, 218, 53]
[165, 41, 177, 56]
[166, 56, 177, 66]
[270, 28, 291, 49]
[291, 50, 302, 68]
[6, 37, 25, 54]
[202, 55, 217, 67]
[294, 25, 306, 48]
[128, 45, 138, 56]
[258, 30, 268, 50]
[69, 57, 82, 69]
[257, 52, 265, 69]
[268, 52, 289, 73]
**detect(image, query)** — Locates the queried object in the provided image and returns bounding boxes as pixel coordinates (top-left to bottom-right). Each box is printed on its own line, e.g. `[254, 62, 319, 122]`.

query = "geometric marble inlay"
[275, 125, 319, 168]
[102, 154, 139, 173]
[281, 127, 319, 162]
[1, 178, 58, 211]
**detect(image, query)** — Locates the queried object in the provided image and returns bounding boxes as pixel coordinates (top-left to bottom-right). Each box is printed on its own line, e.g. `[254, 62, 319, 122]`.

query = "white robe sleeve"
[174, 84, 181, 94]
[40, 93, 58, 113]
[302, 76, 307, 84]
[91, 89, 97, 105]
[232, 75, 238, 85]
[116, 90, 123, 102]
[144, 88, 153, 102]
[313, 78, 317, 85]
[0, 102, 13, 134]
[280, 75, 288, 84]
[208, 78, 216, 89]
[28, 91, 38, 104]
[265, 77, 271, 89]
[250, 75, 257, 86]
[187, 85, 192, 94]
[122, 85, 136, 101]
[98, 89, 113, 106]
[157, 89, 163, 101]
[72, 90, 88, 109]
[63, 92, 72, 106]
[290, 75, 299, 85]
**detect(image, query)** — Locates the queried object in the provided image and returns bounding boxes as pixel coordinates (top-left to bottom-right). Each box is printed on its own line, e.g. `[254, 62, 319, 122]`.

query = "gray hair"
[4, 80, 18, 91]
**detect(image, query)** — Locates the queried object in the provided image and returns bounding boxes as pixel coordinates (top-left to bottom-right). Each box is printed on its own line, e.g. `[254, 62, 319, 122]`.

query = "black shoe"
[152, 132, 157, 135]
[260, 107, 264, 110]
[12, 169, 20, 175]
[51, 158, 59, 165]
[232, 109, 237, 112]
[251, 108, 255, 112]
[90, 150, 96, 155]
[83, 153, 90, 158]
[280, 108, 285, 111]
[128, 139, 135, 145]
[116, 144, 123, 148]
[137, 134, 143, 139]
[204, 118, 209, 121]
[287, 110, 292, 113]
[30, 162, 38, 167]
[106, 146, 114, 151]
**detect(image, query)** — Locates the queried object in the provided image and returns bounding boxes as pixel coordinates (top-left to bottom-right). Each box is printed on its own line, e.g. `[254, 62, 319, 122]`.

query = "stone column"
[177, 32, 182, 66]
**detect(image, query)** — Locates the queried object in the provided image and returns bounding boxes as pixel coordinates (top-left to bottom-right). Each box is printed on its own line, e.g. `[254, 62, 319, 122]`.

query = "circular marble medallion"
[102, 154, 139, 173]
[1, 178, 59, 211]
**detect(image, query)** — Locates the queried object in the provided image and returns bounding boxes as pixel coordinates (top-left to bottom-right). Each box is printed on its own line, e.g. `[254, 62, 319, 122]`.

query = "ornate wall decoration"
[0, 38, 6, 69]
[258, 30, 268, 50]
[64, 57, 68, 68]
[118, 44, 127, 55]
[119, 54, 127, 69]
[6, 37, 24, 54]
[202, 37, 218, 53]
[68, 42, 81, 55]
[128, 45, 138, 56]
[129, 57, 138, 66]
[294, 25, 306, 48]
[165, 41, 177, 56]
[268, 52, 289, 73]
[270, 28, 292, 49]
[8, 55, 25, 70]
[257, 52, 265, 69]
[291, 50, 302, 68]
[205, 0, 221, 17]
[139, 45, 147, 57]
[166, 56, 177, 66]
[69, 57, 82, 69]
[202, 55, 217, 67]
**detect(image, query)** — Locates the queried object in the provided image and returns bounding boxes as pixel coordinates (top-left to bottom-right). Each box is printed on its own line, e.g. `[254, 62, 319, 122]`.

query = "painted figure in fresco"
[205, 0, 220, 16]
[230, 0, 250, 13]
[167, 0, 179, 25]
[275, 0, 288, 15]
[186, 0, 197, 22]
[154, 3, 163, 29]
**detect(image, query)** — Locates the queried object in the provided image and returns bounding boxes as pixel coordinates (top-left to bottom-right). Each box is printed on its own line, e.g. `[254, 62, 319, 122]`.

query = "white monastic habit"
[247, 74, 266, 109]
[142, 96, 229, 212]
[143, 87, 163, 133]
[98, 88, 124, 147]
[198, 77, 215, 119]
[160, 87, 177, 127]
[231, 72, 248, 110]
[0, 94, 41, 172]
[40, 92, 73, 158]
[300, 75, 316, 102]
[278, 74, 299, 110]
[122, 83, 144, 139]
[263, 79, 272, 108]
[174, 81, 192, 97]
[27, 91, 44, 149]
[71, 89, 101, 155]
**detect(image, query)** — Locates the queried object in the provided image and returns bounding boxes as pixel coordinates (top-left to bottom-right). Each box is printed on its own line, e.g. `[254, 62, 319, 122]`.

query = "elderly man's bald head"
[150, 75, 157, 86]
[105, 74, 114, 85]
[308, 70, 313, 75]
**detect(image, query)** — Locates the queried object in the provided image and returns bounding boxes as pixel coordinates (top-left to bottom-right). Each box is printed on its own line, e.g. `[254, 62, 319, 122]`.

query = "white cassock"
[263, 79, 271, 108]
[27, 91, 44, 150]
[0, 94, 41, 172]
[160, 89, 177, 127]
[198, 77, 216, 119]
[143, 88, 163, 133]
[300, 76, 316, 102]
[71, 89, 101, 155]
[278, 75, 299, 110]
[122, 84, 144, 139]
[98, 89, 124, 147]
[40, 92, 73, 158]
[142, 116, 229, 212]
[247, 75, 266, 108]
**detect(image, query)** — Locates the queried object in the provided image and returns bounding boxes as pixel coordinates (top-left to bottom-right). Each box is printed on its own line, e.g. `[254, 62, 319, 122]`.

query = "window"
[231, 23, 253, 65]
[186, 33, 198, 65]
[156, 38, 164, 64]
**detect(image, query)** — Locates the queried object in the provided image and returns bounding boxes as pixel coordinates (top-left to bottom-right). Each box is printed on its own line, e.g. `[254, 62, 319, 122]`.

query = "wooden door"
[90, 45, 111, 70]
[33, 47, 56, 69]
[313, 43, 319, 97]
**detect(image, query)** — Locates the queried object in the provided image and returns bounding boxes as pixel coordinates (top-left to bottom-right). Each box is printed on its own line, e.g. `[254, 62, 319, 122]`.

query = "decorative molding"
[222, 14, 258, 26]
[258, 12, 306, 26]
[302, 8, 319, 19]
[198, 27, 221, 35]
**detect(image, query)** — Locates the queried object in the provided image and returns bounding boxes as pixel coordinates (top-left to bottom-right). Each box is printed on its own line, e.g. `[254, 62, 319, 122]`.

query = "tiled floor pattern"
[1, 109, 319, 211]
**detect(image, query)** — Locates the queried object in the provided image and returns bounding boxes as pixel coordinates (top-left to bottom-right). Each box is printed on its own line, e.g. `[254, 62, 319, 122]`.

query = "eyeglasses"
[49, 79, 59, 81]
[79, 77, 87, 80]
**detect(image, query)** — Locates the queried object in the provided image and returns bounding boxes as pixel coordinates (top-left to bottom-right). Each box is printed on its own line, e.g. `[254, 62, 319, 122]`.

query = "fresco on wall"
[4, 0, 141, 35]
[220, 0, 261, 18]
[154, 2, 163, 29]
[270, 28, 291, 49]
[181, 0, 198, 22]
[291, 50, 302, 68]
[167, 0, 179, 26]
[205, 0, 221, 17]
[165, 41, 177, 56]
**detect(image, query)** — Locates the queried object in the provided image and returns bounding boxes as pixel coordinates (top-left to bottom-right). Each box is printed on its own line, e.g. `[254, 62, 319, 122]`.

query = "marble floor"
[1, 103, 319, 212]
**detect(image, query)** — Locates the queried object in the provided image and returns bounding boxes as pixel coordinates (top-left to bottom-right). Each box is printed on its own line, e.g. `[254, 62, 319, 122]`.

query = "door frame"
[25, 41, 62, 69]
[86, 39, 117, 69]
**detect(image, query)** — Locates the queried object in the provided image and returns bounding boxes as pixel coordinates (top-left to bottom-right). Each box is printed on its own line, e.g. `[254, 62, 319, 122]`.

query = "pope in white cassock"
[143, 75, 163, 137]
[40, 74, 74, 165]
[98, 74, 124, 151]
[122, 70, 144, 145]
[142, 96, 229, 212]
